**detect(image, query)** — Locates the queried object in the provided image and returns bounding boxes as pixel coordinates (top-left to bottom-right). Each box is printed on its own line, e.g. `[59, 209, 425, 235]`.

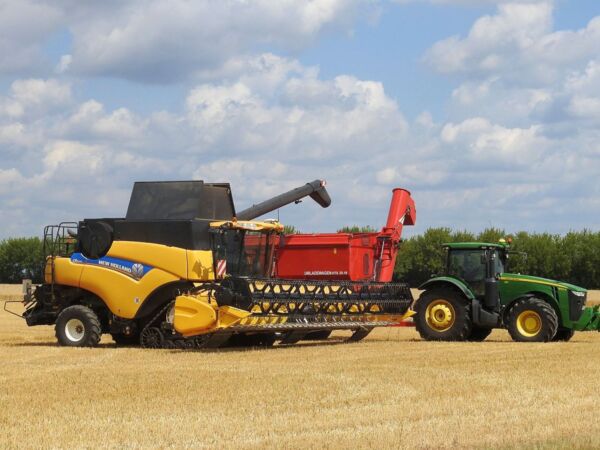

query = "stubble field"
[1, 284, 600, 449]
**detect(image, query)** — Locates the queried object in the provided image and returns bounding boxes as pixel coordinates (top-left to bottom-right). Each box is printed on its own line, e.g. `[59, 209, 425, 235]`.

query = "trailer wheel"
[467, 327, 493, 342]
[507, 298, 558, 342]
[55, 305, 101, 347]
[552, 328, 575, 342]
[414, 289, 472, 341]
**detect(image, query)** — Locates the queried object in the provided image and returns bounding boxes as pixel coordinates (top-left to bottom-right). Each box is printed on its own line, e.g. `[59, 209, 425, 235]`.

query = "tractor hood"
[500, 273, 587, 293]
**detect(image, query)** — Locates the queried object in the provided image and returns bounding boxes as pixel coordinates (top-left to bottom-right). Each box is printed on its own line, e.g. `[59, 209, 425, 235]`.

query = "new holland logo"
[131, 263, 145, 279]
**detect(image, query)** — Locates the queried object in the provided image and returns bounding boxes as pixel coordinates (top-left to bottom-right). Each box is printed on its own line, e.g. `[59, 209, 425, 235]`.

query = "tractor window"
[493, 250, 505, 275]
[447, 249, 486, 296]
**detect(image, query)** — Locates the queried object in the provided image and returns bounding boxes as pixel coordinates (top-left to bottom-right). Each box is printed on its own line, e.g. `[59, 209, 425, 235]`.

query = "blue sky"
[1, 0, 599, 239]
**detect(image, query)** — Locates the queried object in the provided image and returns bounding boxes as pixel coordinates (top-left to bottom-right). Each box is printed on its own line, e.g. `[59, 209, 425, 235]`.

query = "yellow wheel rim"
[425, 300, 455, 332]
[516, 310, 542, 337]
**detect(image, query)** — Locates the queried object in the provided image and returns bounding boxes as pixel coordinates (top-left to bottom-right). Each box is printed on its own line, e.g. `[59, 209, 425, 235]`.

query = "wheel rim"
[516, 310, 542, 337]
[425, 300, 455, 332]
[65, 318, 85, 342]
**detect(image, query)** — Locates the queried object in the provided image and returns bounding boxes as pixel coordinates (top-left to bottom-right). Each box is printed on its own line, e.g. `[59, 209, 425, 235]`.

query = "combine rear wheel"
[507, 298, 558, 342]
[55, 305, 101, 347]
[414, 290, 472, 341]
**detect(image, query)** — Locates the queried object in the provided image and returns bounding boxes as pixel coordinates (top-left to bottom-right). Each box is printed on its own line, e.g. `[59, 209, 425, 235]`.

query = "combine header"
[14, 180, 414, 348]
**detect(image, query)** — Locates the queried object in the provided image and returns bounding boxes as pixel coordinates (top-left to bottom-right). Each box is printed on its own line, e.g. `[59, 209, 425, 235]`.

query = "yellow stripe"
[499, 277, 566, 290]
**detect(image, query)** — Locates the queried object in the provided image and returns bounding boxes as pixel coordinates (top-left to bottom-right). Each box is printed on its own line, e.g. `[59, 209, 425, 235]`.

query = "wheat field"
[2, 284, 600, 449]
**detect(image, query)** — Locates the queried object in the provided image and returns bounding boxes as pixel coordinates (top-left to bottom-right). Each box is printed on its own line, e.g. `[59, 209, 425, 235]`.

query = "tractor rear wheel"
[467, 327, 493, 342]
[552, 328, 575, 342]
[507, 298, 558, 342]
[55, 305, 101, 347]
[414, 289, 472, 341]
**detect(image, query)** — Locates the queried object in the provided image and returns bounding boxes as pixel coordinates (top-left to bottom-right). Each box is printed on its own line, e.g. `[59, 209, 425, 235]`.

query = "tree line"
[1, 228, 599, 288]
[394, 228, 600, 289]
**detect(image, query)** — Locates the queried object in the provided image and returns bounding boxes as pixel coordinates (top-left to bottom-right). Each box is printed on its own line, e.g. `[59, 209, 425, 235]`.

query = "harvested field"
[1, 285, 600, 449]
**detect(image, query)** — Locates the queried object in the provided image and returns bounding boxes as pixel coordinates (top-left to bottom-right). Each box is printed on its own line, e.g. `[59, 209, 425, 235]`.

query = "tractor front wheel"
[507, 298, 558, 342]
[414, 290, 472, 341]
[55, 305, 102, 347]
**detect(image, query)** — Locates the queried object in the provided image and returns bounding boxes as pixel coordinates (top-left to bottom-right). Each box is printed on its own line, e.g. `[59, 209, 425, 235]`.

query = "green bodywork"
[419, 241, 600, 332]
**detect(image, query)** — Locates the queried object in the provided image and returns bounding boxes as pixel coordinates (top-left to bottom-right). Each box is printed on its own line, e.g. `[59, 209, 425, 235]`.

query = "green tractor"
[414, 240, 600, 342]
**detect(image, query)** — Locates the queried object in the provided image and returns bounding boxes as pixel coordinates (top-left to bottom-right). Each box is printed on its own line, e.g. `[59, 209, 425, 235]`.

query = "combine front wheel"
[55, 305, 102, 347]
[414, 290, 472, 341]
[507, 298, 558, 342]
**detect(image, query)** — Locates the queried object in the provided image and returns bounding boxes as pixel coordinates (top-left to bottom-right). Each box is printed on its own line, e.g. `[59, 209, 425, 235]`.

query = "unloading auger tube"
[140, 277, 415, 349]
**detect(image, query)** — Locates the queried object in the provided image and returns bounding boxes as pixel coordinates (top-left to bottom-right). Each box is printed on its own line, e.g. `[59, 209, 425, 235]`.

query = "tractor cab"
[209, 220, 284, 278]
[444, 242, 508, 298]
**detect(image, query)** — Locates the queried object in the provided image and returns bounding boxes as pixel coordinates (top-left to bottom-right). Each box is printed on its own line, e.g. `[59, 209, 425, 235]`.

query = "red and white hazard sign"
[216, 259, 227, 278]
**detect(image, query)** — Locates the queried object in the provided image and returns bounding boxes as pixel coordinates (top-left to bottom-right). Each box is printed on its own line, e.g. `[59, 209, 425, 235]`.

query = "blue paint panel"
[71, 252, 153, 279]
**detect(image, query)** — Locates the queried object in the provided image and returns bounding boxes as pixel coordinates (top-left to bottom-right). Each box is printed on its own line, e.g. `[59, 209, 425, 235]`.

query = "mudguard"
[418, 277, 475, 301]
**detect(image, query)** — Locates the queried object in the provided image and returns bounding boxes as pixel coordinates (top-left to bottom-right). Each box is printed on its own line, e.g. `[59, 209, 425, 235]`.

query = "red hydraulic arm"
[375, 188, 416, 282]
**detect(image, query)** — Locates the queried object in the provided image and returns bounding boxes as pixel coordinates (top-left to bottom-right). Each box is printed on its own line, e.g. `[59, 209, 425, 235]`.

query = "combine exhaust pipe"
[236, 179, 331, 220]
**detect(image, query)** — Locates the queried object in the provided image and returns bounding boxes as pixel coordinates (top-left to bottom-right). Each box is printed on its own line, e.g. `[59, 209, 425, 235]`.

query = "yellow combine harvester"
[18, 180, 414, 348]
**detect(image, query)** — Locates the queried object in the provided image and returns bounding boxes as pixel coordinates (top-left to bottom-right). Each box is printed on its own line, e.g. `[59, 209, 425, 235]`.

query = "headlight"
[571, 291, 586, 297]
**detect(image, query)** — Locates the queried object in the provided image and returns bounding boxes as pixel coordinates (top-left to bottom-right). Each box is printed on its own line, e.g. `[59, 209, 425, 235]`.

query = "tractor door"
[447, 249, 487, 297]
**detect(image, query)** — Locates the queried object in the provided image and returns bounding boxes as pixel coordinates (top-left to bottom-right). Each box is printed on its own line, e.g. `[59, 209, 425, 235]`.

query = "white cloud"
[0, 0, 64, 74]
[60, 0, 367, 82]
[424, 2, 600, 87]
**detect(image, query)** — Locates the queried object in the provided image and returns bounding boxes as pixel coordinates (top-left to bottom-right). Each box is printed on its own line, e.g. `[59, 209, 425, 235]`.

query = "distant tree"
[337, 225, 378, 233]
[477, 227, 506, 243]
[283, 225, 299, 234]
[0, 237, 44, 283]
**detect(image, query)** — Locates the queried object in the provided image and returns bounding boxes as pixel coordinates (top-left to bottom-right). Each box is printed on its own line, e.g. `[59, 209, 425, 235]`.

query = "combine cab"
[16, 180, 414, 348]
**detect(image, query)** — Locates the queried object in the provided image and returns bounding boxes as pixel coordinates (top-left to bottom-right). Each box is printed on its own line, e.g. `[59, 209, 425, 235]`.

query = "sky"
[0, 0, 599, 239]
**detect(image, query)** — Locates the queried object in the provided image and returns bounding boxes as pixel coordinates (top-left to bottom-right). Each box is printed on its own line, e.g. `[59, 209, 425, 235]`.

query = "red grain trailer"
[275, 188, 416, 283]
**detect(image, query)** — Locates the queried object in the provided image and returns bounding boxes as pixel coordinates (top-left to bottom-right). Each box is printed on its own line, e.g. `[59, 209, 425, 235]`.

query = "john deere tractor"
[414, 241, 600, 342]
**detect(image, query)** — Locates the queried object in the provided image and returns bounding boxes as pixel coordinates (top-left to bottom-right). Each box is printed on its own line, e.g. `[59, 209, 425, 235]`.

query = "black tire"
[507, 298, 558, 342]
[414, 289, 472, 341]
[552, 328, 575, 342]
[111, 333, 140, 347]
[303, 330, 332, 341]
[467, 327, 493, 342]
[55, 305, 101, 347]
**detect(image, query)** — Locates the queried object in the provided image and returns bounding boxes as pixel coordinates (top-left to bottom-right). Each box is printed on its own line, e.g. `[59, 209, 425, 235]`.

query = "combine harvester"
[11, 180, 415, 348]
